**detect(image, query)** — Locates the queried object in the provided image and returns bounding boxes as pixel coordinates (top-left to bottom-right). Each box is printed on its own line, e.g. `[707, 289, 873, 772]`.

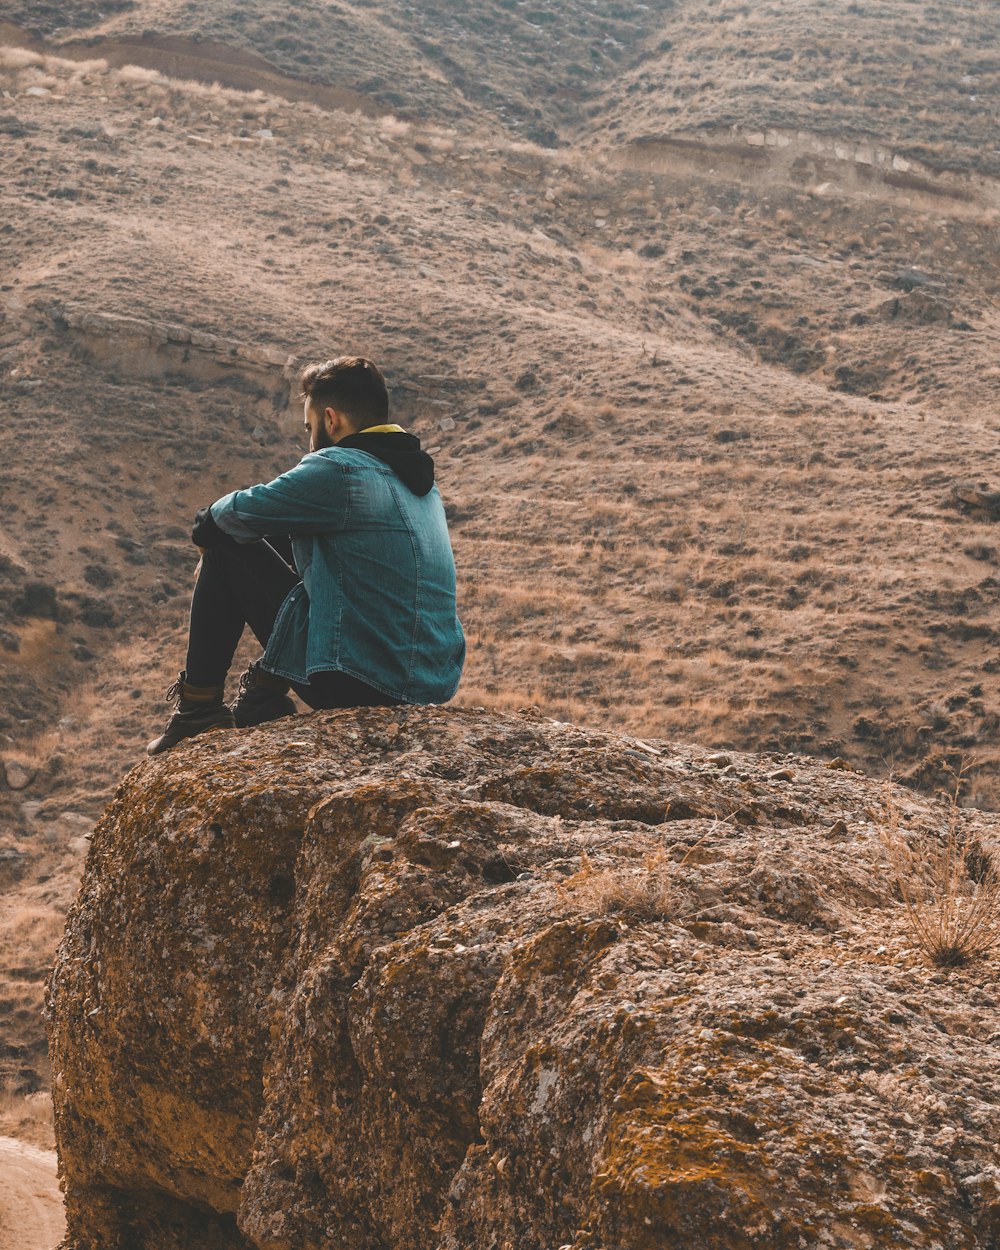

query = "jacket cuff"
[192, 506, 236, 547]
[209, 491, 266, 542]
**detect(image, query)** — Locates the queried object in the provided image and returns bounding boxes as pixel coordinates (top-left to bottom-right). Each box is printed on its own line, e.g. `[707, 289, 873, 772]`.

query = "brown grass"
[879, 778, 1000, 968]
[0, 907, 65, 973]
[1, 730, 61, 778]
[556, 829, 723, 923]
[0, 1083, 55, 1149]
[557, 847, 677, 922]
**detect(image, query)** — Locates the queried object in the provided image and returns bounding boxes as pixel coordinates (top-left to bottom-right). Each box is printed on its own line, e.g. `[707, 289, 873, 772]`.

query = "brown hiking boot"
[230, 661, 297, 729]
[146, 673, 235, 756]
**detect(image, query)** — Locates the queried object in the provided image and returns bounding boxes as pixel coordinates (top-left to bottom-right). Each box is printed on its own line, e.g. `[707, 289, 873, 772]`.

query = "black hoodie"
[337, 429, 435, 496]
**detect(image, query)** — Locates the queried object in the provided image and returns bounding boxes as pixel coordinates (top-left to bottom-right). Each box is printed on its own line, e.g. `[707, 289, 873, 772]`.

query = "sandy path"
[0, 1137, 64, 1250]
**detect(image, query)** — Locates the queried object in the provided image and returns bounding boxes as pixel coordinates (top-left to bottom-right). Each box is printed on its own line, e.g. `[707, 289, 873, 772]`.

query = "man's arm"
[191, 506, 235, 548]
[192, 452, 350, 546]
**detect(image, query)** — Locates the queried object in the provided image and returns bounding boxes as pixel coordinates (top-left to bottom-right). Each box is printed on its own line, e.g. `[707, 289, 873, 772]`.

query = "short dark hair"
[299, 356, 389, 428]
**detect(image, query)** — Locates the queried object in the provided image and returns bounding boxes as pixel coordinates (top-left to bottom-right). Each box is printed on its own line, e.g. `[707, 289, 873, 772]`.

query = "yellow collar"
[359, 424, 406, 434]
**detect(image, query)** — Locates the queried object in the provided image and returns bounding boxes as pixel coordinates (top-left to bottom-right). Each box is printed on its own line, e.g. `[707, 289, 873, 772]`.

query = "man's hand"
[192, 506, 237, 548]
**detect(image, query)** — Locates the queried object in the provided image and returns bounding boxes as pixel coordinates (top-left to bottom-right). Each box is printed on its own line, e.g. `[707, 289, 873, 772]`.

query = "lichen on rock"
[46, 707, 1000, 1249]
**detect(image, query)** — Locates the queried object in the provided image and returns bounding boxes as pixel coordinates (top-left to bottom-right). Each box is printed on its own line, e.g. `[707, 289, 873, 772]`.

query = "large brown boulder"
[47, 707, 1000, 1249]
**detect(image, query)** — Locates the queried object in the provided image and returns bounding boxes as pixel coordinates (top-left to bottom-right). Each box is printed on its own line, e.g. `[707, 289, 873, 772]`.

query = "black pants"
[185, 541, 400, 709]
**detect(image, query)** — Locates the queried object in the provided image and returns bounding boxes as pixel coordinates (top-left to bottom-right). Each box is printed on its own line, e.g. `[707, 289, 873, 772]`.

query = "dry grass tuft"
[879, 777, 1000, 968]
[0, 1082, 55, 1148]
[558, 847, 677, 922]
[378, 115, 412, 139]
[0, 907, 65, 970]
[1, 729, 61, 777]
[0, 47, 42, 71]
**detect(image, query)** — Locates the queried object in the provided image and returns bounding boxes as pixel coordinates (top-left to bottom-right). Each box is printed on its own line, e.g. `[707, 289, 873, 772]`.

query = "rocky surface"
[47, 707, 1000, 1249]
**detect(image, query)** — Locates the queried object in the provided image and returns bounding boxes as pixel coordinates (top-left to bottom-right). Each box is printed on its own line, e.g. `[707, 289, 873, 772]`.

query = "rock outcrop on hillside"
[47, 707, 1000, 1249]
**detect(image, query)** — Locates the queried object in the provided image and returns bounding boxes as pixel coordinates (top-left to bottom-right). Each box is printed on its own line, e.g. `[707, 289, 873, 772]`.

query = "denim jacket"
[210, 447, 465, 703]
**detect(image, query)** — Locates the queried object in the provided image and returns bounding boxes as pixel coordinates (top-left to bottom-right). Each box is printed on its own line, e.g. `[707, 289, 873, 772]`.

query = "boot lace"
[237, 663, 259, 698]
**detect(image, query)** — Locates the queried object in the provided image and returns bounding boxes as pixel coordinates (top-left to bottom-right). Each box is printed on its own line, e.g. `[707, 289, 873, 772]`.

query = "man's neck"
[339, 424, 406, 439]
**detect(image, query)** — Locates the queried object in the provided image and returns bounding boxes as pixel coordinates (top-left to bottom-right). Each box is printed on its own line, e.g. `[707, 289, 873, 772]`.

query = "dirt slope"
[0, 1137, 63, 1250]
[6, 0, 1000, 168]
[594, 0, 1000, 178]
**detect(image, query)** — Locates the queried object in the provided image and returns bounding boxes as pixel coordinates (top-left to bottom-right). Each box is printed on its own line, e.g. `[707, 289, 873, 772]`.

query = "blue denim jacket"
[210, 448, 465, 703]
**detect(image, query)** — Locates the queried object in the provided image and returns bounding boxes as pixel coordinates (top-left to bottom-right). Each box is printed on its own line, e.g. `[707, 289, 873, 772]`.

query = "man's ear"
[323, 406, 339, 437]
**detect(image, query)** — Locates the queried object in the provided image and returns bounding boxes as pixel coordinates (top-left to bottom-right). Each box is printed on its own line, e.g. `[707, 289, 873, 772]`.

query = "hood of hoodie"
[336, 428, 435, 496]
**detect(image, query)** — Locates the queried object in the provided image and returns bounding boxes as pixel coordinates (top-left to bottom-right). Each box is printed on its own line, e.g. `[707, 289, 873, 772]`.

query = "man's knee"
[200, 540, 267, 572]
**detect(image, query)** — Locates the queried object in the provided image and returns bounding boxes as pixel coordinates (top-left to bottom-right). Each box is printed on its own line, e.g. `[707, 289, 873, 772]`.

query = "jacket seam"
[385, 473, 421, 699]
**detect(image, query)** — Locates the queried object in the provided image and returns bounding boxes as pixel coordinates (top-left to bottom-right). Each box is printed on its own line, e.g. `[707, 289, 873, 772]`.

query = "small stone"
[0, 847, 26, 878]
[5, 760, 36, 790]
[60, 812, 94, 832]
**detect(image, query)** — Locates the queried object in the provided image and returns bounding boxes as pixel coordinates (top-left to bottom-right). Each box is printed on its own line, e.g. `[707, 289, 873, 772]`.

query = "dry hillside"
[2, 0, 1000, 1132]
[599, 0, 1000, 179]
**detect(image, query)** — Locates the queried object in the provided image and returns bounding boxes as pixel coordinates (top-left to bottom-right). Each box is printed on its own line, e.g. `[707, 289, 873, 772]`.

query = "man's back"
[212, 444, 465, 704]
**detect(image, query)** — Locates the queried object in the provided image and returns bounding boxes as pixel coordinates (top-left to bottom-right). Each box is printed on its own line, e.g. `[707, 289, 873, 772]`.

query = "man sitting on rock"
[148, 356, 465, 755]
